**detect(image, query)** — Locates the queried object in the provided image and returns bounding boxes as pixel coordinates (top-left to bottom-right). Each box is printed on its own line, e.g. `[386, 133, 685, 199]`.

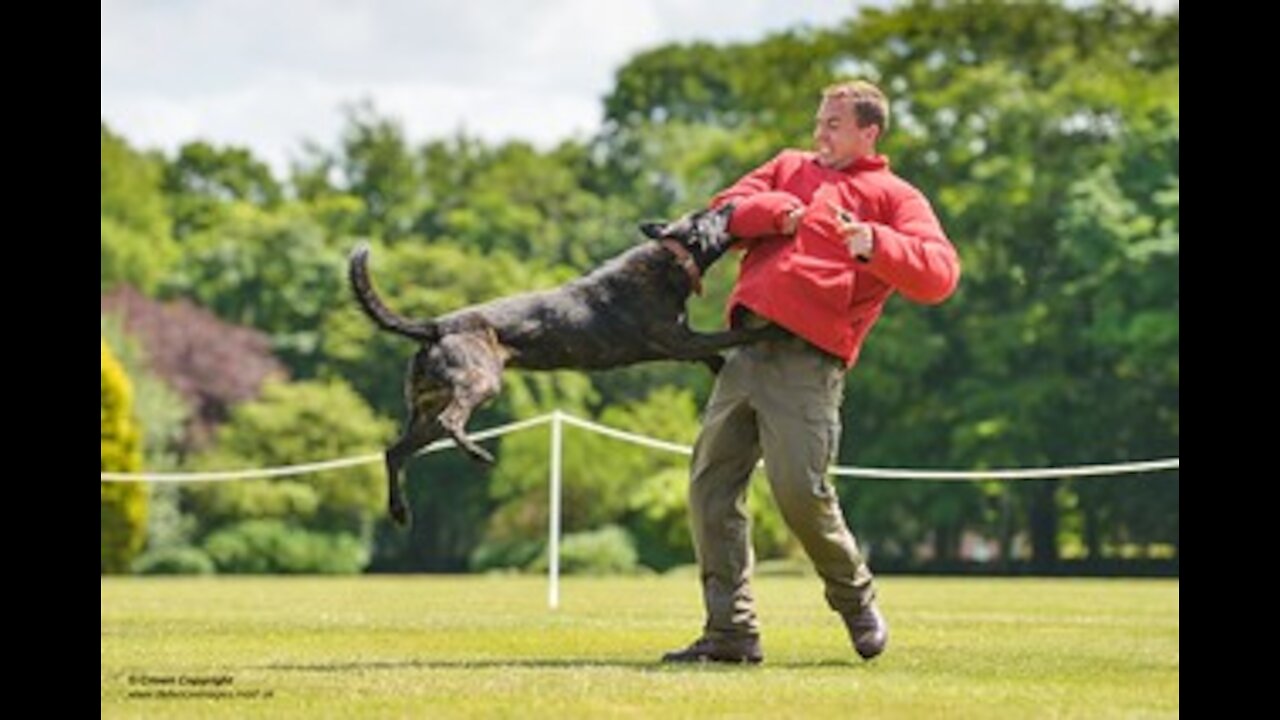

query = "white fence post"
[548, 410, 563, 610]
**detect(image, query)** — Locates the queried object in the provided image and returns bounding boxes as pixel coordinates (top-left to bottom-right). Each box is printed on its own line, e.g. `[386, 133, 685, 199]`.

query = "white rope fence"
[98, 414, 553, 483]
[101, 410, 1177, 608]
[101, 409, 1178, 483]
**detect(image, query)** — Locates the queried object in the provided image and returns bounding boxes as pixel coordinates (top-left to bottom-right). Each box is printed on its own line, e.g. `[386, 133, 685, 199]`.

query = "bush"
[202, 520, 368, 574]
[184, 380, 391, 538]
[102, 339, 147, 574]
[468, 537, 546, 573]
[531, 525, 640, 575]
[132, 546, 216, 575]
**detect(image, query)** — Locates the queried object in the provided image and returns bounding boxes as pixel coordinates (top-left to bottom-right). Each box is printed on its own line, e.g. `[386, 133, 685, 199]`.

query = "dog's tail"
[348, 243, 441, 343]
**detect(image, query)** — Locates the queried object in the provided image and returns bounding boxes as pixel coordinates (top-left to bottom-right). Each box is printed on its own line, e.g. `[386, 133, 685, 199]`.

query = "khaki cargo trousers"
[690, 330, 875, 639]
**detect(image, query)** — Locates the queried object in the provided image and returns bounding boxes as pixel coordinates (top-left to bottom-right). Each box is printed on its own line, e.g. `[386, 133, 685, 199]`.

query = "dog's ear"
[639, 221, 667, 239]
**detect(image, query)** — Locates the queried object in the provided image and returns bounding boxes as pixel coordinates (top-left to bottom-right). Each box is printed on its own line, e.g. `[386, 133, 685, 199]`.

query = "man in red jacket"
[662, 81, 960, 664]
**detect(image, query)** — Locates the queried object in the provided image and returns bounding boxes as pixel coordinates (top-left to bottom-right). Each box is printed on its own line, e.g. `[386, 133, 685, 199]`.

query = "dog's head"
[638, 202, 737, 260]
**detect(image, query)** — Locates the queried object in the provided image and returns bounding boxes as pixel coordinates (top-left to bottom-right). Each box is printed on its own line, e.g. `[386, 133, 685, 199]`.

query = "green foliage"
[100, 218, 174, 296]
[467, 373, 600, 566]
[468, 537, 545, 573]
[290, 99, 471, 245]
[99, 0, 1178, 572]
[183, 379, 393, 557]
[531, 525, 641, 576]
[425, 140, 638, 268]
[101, 124, 177, 293]
[202, 519, 368, 574]
[821, 0, 1178, 563]
[477, 387, 793, 572]
[601, 0, 1181, 566]
[163, 140, 283, 238]
[100, 314, 190, 472]
[164, 203, 347, 376]
[102, 314, 197, 560]
[101, 339, 147, 573]
[100, 284, 290, 453]
[132, 546, 216, 575]
[334, 99, 426, 241]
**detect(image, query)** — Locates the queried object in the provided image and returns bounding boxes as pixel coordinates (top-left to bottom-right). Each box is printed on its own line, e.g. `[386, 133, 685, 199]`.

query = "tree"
[289, 99, 427, 243]
[101, 286, 289, 453]
[839, 0, 1178, 566]
[163, 140, 283, 239]
[102, 314, 195, 558]
[101, 339, 147, 573]
[473, 386, 793, 572]
[100, 314, 190, 472]
[101, 123, 177, 293]
[182, 379, 394, 572]
[460, 140, 652, 267]
[161, 203, 347, 377]
[593, 0, 1179, 566]
[95, 0, 1178, 573]
[1050, 108, 1179, 559]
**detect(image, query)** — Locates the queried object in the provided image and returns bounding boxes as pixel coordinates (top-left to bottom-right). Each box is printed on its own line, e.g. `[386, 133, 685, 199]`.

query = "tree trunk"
[1083, 500, 1102, 560]
[933, 524, 961, 563]
[1028, 479, 1060, 571]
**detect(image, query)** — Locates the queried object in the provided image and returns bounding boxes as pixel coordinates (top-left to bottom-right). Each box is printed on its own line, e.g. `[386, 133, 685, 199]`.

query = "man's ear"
[639, 221, 667, 239]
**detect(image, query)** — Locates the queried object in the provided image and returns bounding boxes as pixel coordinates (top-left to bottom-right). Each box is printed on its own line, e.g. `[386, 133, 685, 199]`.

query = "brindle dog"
[349, 204, 780, 525]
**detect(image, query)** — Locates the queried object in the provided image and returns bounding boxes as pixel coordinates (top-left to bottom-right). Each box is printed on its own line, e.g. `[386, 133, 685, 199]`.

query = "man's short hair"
[822, 81, 890, 135]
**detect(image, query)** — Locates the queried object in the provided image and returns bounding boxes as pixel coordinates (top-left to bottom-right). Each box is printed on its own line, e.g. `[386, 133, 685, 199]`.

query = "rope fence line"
[98, 414, 552, 483]
[557, 413, 694, 457]
[829, 458, 1180, 480]
[100, 410, 1178, 483]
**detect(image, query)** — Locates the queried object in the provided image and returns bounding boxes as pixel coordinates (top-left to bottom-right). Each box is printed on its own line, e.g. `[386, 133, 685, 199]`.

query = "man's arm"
[709, 151, 805, 239]
[858, 189, 960, 305]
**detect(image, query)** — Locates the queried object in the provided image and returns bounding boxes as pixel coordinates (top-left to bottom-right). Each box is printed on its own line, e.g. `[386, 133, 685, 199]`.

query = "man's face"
[813, 96, 879, 169]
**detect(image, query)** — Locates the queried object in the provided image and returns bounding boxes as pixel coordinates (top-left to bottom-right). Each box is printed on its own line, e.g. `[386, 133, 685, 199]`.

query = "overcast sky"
[101, 0, 1175, 176]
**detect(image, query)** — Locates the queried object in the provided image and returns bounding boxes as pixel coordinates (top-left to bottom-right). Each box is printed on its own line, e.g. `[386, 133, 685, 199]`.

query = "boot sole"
[661, 654, 764, 665]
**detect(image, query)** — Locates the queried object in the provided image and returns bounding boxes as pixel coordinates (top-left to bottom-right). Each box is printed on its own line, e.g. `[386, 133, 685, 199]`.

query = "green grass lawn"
[101, 574, 1178, 718]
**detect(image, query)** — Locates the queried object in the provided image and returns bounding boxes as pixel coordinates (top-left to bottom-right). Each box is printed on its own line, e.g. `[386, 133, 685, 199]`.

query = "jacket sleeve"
[862, 188, 960, 305]
[709, 151, 805, 239]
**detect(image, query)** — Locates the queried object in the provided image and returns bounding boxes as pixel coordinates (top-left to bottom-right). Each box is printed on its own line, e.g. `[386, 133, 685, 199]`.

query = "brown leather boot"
[661, 635, 764, 664]
[842, 603, 888, 660]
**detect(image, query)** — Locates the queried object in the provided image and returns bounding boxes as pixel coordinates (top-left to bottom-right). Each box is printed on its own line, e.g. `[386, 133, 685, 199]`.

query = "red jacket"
[711, 149, 959, 367]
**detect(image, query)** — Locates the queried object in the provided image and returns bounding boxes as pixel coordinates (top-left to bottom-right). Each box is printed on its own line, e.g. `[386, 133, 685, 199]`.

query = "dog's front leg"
[668, 325, 790, 358]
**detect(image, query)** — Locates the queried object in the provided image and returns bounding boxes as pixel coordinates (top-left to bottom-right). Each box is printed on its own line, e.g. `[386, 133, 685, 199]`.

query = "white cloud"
[103, 0, 1176, 176]
[101, 0, 866, 174]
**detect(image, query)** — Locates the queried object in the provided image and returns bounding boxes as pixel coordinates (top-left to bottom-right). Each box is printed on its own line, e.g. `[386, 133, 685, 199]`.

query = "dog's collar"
[660, 239, 703, 295]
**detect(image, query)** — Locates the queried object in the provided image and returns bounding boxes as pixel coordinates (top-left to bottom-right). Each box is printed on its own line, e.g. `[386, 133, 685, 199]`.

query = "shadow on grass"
[258, 657, 865, 672]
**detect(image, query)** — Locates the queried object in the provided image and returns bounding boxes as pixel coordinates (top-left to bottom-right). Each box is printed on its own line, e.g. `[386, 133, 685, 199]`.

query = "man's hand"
[828, 200, 874, 262]
[779, 206, 804, 235]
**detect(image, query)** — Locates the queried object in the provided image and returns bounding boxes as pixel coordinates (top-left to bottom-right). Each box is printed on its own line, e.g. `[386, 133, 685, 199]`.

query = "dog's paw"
[389, 499, 411, 526]
[467, 445, 496, 465]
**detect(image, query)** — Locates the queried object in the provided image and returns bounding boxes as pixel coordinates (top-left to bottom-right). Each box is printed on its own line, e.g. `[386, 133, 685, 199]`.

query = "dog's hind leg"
[384, 410, 448, 526]
[438, 387, 499, 465]
[430, 333, 507, 465]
